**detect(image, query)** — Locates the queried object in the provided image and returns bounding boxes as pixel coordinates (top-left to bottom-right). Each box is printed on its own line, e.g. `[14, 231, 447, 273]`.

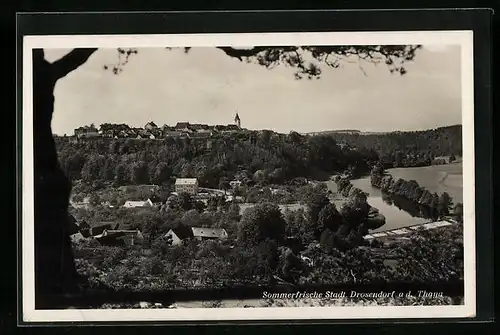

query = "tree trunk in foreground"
[32, 48, 96, 307]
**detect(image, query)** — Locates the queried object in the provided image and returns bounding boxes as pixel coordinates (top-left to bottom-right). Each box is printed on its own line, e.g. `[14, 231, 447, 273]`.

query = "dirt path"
[437, 172, 449, 185]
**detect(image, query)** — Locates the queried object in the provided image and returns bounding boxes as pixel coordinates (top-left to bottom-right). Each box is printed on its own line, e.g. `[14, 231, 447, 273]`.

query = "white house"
[175, 178, 199, 195]
[123, 199, 154, 208]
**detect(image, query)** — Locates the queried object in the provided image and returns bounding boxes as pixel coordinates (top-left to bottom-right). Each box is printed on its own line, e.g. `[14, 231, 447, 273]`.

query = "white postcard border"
[22, 30, 476, 322]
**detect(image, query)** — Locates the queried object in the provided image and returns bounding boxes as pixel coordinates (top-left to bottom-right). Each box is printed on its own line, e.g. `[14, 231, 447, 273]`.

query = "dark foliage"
[237, 202, 286, 246]
[106, 45, 422, 79]
[325, 125, 462, 169]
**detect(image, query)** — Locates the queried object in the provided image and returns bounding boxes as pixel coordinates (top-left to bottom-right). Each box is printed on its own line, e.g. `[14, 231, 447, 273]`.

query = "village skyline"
[67, 116, 462, 138]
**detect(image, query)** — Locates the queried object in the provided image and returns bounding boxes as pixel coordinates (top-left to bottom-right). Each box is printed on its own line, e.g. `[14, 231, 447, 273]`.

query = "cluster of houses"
[68, 175, 312, 250]
[68, 215, 144, 247]
[119, 178, 243, 209]
[68, 214, 228, 247]
[70, 178, 243, 212]
[73, 114, 243, 140]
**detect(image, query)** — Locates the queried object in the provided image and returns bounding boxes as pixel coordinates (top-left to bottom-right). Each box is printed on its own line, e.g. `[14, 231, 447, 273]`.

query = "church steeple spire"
[234, 112, 241, 129]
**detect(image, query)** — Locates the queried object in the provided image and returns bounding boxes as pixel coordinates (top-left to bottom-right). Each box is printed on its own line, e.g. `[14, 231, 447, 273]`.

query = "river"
[324, 176, 432, 233]
[349, 177, 430, 232]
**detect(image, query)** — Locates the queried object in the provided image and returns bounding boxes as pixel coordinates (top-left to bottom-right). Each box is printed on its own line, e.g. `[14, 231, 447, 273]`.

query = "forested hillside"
[55, 124, 462, 188]
[55, 131, 378, 188]
[328, 125, 462, 167]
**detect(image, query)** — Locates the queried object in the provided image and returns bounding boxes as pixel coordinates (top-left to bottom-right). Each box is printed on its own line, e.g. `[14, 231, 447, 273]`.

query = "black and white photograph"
[21, 31, 476, 322]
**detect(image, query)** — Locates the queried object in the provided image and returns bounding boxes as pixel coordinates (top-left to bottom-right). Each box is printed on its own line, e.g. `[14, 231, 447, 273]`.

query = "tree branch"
[103, 45, 422, 79]
[216, 47, 272, 60]
[52, 48, 98, 79]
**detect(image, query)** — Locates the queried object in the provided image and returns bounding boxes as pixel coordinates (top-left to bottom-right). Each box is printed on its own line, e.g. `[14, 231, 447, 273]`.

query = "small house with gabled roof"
[164, 226, 195, 246]
[145, 121, 158, 131]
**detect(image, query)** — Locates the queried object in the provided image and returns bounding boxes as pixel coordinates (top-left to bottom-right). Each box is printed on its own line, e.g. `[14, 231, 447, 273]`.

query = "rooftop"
[175, 122, 191, 129]
[191, 227, 228, 238]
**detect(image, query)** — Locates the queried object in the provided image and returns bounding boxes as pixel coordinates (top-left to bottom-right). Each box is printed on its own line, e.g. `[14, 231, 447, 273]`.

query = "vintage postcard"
[21, 30, 475, 322]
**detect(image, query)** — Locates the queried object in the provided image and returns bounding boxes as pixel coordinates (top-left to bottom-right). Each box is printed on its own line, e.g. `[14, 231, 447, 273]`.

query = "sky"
[43, 45, 462, 135]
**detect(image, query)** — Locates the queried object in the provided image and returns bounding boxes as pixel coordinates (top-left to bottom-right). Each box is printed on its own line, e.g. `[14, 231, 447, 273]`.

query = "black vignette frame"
[16, 9, 494, 326]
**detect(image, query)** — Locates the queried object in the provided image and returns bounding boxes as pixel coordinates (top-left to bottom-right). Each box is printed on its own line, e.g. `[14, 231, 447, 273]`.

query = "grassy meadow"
[387, 162, 463, 203]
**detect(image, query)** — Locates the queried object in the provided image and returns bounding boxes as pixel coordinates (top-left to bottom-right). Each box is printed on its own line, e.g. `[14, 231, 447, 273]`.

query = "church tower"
[234, 112, 241, 129]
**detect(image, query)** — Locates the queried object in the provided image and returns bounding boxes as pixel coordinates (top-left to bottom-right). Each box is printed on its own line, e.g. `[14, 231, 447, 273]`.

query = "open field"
[387, 162, 463, 203]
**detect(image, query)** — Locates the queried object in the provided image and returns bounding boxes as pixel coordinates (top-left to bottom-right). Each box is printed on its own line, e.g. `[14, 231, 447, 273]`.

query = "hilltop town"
[72, 113, 244, 140]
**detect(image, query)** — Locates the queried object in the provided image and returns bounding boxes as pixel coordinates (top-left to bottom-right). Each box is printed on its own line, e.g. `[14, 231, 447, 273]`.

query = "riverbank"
[337, 162, 463, 233]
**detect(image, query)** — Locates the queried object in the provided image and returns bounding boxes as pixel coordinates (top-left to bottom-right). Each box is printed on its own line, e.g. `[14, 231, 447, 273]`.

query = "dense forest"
[370, 163, 463, 223]
[328, 125, 462, 168]
[55, 131, 378, 189]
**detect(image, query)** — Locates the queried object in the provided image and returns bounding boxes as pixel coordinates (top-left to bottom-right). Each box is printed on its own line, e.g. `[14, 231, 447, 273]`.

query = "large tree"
[237, 202, 286, 246]
[33, 44, 421, 302]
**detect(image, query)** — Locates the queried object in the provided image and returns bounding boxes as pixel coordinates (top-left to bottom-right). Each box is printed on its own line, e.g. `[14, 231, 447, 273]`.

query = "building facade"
[175, 178, 199, 195]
